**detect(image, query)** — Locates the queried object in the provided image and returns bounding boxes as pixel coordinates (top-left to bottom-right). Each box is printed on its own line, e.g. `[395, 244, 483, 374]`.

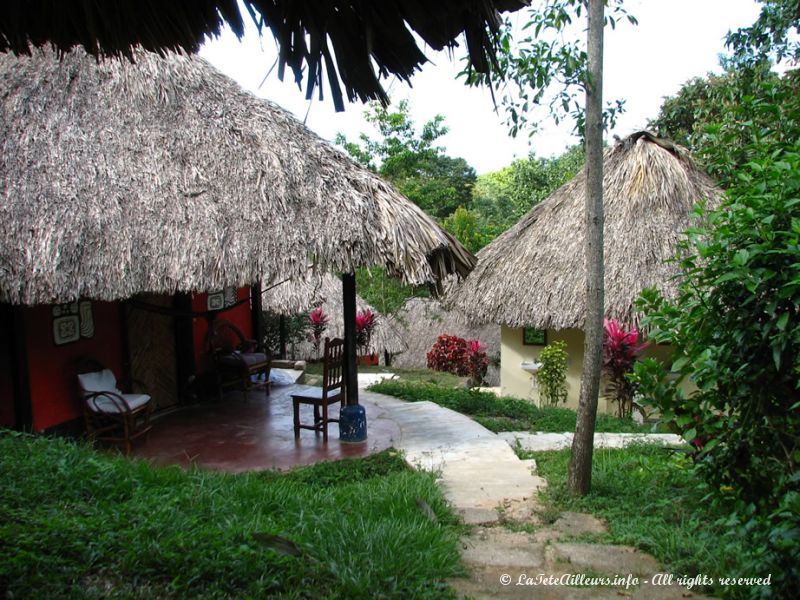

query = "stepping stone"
[460, 528, 546, 568]
[532, 511, 607, 543]
[545, 543, 661, 576]
[552, 511, 607, 537]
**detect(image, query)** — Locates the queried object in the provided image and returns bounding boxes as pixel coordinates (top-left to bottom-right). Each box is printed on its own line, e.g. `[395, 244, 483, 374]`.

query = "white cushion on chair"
[78, 369, 151, 414]
[78, 369, 121, 396]
[91, 393, 151, 414]
[218, 351, 268, 367]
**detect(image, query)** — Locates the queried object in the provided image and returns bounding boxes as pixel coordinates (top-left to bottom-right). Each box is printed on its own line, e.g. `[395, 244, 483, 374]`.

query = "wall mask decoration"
[207, 286, 238, 311]
[52, 300, 95, 345]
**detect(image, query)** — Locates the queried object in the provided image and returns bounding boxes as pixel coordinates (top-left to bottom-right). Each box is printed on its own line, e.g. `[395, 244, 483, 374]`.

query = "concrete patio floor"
[133, 380, 400, 472]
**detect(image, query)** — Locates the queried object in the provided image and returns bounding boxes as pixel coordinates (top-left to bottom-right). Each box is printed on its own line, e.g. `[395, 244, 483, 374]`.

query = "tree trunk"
[568, 0, 605, 496]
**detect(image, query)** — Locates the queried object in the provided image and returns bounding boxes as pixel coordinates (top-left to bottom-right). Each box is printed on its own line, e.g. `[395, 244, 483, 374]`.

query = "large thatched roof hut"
[0, 49, 475, 305]
[0, 48, 473, 434]
[0, 0, 526, 110]
[263, 273, 407, 359]
[448, 132, 722, 410]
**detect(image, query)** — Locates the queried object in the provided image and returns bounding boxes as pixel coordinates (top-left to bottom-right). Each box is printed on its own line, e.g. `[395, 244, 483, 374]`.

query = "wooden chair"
[77, 360, 153, 455]
[207, 319, 271, 400]
[292, 337, 345, 441]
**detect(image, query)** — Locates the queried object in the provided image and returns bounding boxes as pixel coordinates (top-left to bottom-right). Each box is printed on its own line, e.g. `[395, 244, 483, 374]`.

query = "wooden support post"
[8, 305, 32, 430]
[342, 272, 359, 406]
[119, 301, 132, 385]
[339, 272, 366, 442]
[251, 282, 264, 350]
[279, 315, 287, 359]
[173, 293, 196, 403]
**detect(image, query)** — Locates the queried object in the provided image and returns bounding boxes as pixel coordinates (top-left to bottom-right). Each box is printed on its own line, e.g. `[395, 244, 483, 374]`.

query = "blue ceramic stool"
[339, 404, 367, 443]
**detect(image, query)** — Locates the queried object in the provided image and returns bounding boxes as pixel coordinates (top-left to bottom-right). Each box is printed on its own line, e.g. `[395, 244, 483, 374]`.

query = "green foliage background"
[635, 4, 800, 595]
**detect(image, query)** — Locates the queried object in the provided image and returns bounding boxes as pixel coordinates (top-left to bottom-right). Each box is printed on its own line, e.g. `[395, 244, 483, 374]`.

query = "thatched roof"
[448, 132, 723, 330]
[0, 0, 527, 111]
[0, 49, 475, 306]
[264, 272, 407, 357]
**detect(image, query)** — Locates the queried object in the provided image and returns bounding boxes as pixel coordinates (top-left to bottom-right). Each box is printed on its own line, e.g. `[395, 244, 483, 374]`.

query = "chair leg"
[123, 419, 131, 455]
[293, 398, 300, 439]
[322, 402, 328, 442]
[313, 404, 320, 428]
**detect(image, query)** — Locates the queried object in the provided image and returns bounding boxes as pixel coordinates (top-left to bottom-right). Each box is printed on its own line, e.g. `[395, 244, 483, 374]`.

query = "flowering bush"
[426, 334, 488, 387]
[602, 318, 648, 418]
[307, 307, 329, 357]
[355, 309, 377, 354]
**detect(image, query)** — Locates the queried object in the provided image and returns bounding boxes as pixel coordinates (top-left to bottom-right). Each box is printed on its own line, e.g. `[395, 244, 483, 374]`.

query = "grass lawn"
[368, 380, 650, 433]
[304, 363, 466, 388]
[520, 444, 749, 597]
[0, 431, 465, 599]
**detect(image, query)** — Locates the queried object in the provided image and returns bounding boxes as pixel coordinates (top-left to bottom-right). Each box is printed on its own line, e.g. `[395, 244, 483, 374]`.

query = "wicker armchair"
[77, 360, 153, 454]
[207, 319, 271, 399]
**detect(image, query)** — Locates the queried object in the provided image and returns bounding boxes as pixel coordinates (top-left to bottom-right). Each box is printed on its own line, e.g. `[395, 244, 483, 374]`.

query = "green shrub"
[538, 340, 568, 406]
[633, 77, 800, 597]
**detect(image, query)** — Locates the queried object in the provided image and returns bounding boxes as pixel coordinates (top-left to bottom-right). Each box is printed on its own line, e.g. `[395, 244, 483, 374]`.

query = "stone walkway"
[363, 391, 546, 525]
[364, 391, 710, 599]
[499, 431, 683, 452]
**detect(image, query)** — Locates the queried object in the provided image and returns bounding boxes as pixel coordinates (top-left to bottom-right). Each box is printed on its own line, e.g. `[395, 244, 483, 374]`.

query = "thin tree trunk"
[568, 0, 605, 496]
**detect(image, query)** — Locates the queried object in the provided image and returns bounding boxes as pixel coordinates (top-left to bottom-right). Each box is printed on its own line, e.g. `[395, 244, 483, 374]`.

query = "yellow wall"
[501, 326, 614, 412]
[500, 326, 689, 414]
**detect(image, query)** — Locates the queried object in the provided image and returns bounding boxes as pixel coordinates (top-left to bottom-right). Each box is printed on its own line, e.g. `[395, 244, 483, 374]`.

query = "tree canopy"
[471, 144, 584, 235]
[335, 100, 475, 219]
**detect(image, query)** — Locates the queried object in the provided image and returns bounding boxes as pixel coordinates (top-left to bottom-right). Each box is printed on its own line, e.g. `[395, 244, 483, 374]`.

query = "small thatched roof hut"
[0, 0, 526, 110]
[448, 132, 722, 330]
[0, 49, 475, 305]
[263, 273, 407, 358]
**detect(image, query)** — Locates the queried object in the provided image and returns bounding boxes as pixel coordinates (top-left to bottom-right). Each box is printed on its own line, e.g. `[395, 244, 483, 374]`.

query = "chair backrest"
[75, 358, 117, 396]
[322, 337, 345, 396]
[207, 319, 246, 355]
[77, 369, 120, 397]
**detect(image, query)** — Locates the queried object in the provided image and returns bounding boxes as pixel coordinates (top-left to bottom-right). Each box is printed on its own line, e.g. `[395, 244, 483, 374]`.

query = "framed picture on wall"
[53, 315, 80, 345]
[207, 291, 225, 311]
[523, 327, 547, 346]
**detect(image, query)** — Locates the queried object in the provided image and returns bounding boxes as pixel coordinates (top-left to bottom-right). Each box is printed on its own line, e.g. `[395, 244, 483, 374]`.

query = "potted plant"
[355, 309, 378, 365]
[307, 306, 329, 361]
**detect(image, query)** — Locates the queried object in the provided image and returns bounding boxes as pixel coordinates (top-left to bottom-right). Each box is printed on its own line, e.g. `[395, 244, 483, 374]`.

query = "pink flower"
[309, 306, 328, 327]
[467, 339, 484, 353]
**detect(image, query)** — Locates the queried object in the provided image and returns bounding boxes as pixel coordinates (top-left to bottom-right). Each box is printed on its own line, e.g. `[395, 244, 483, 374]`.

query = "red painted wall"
[25, 302, 123, 431]
[191, 288, 254, 374]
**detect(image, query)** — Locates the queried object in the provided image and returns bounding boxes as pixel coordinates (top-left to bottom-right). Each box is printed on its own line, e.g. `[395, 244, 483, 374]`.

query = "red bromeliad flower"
[467, 339, 484, 354]
[602, 318, 649, 418]
[309, 306, 328, 327]
[603, 318, 648, 373]
[307, 306, 329, 355]
[355, 309, 375, 332]
[355, 309, 377, 353]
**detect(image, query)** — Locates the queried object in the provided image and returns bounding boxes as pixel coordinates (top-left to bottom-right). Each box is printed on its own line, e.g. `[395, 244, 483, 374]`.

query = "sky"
[199, 0, 762, 175]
